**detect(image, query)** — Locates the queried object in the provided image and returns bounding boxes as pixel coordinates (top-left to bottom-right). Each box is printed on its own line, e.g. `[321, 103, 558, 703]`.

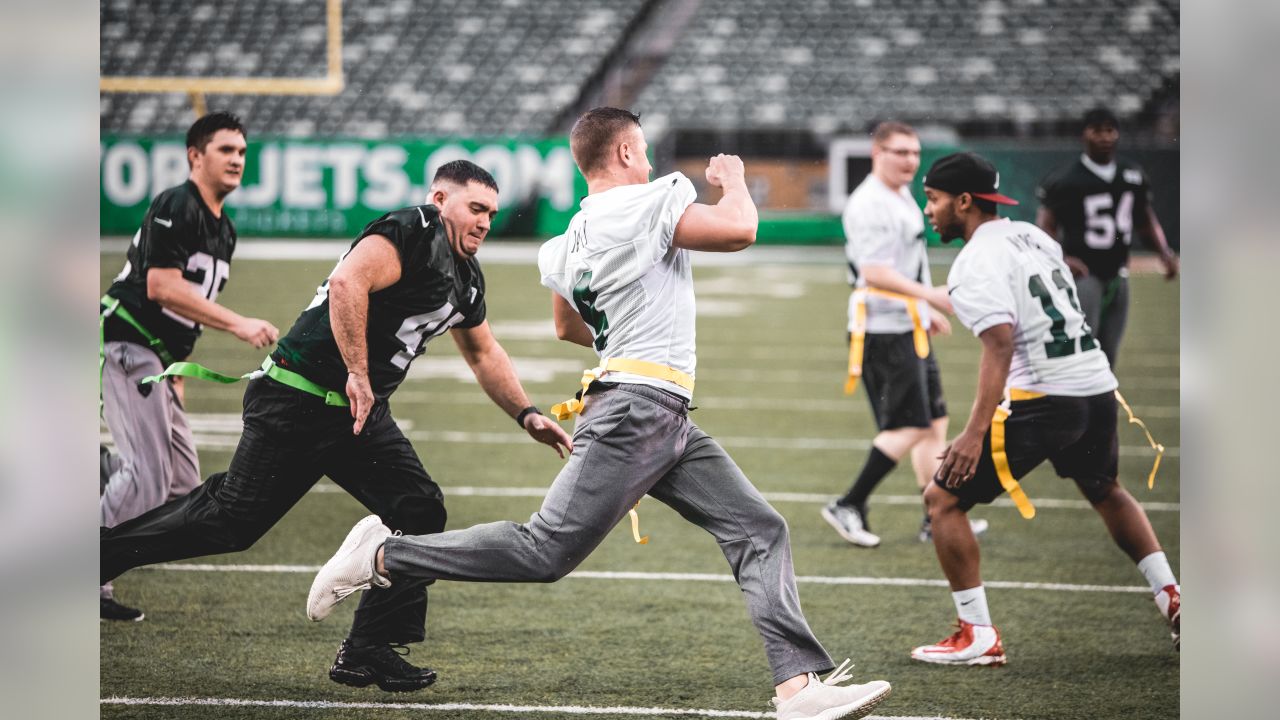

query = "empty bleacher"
[634, 0, 1179, 133]
[100, 0, 650, 137]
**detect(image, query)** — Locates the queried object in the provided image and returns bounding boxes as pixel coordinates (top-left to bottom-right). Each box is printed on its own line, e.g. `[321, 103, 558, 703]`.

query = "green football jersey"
[272, 205, 487, 400]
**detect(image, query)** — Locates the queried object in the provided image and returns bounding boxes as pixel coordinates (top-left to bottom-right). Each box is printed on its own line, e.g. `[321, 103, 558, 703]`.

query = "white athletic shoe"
[918, 516, 990, 543]
[307, 515, 392, 622]
[821, 502, 881, 548]
[911, 619, 1007, 666]
[1154, 584, 1180, 651]
[772, 659, 892, 720]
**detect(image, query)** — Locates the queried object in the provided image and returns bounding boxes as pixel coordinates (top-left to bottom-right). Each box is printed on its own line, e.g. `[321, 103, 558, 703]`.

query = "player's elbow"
[720, 221, 757, 252]
[145, 273, 176, 303]
[326, 272, 358, 301]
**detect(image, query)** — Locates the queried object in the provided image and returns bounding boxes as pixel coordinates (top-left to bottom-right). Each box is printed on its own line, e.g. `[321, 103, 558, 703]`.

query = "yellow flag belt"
[845, 288, 930, 395]
[991, 388, 1165, 520]
[550, 357, 694, 545]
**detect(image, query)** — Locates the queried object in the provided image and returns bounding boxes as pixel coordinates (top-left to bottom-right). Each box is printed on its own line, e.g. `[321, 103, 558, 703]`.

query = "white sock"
[1137, 551, 1178, 595]
[952, 586, 992, 626]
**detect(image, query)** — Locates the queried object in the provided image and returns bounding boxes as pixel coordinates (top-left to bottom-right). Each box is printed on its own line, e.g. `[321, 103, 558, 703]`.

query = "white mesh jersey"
[538, 172, 699, 399]
[947, 218, 1118, 396]
[842, 174, 932, 334]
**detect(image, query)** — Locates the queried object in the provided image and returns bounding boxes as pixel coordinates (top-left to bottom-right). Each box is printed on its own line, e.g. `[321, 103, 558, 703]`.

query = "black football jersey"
[272, 205, 487, 400]
[104, 180, 237, 361]
[1036, 157, 1152, 279]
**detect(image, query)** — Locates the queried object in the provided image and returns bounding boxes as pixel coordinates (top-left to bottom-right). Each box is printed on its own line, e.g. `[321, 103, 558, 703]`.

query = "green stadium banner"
[100, 136, 588, 238]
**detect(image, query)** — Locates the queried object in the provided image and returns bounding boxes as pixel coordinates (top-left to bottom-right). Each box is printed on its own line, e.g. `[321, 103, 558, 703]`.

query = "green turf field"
[100, 245, 1179, 719]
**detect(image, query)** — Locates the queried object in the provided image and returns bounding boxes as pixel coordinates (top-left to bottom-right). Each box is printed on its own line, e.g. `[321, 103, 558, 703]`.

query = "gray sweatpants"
[1076, 273, 1130, 370]
[100, 341, 200, 596]
[382, 383, 834, 685]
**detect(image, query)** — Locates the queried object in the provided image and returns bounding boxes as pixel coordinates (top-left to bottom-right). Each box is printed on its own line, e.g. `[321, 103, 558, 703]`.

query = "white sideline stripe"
[399, 430, 1180, 459]
[101, 428, 1180, 459]
[99, 696, 972, 720]
[148, 563, 1148, 594]
[305, 483, 1181, 512]
[390, 391, 1183, 419]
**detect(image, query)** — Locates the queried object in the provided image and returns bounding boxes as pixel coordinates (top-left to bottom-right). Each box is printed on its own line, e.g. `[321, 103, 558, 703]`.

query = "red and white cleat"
[1155, 584, 1180, 652]
[911, 619, 1007, 666]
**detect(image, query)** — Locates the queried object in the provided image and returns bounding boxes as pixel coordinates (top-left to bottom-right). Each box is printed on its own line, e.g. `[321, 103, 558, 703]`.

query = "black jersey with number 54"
[272, 205, 487, 401]
[1036, 158, 1152, 280]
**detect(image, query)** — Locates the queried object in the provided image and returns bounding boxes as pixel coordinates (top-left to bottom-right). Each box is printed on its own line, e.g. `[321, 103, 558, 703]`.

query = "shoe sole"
[330, 666, 437, 692]
[910, 651, 1007, 667]
[807, 683, 892, 720]
[308, 515, 387, 622]
[820, 507, 881, 548]
[100, 613, 145, 622]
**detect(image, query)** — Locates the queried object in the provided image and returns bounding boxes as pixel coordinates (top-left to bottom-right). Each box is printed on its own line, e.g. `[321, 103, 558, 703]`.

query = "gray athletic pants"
[100, 341, 200, 596]
[382, 383, 834, 685]
[1076, 273, 1130, 369]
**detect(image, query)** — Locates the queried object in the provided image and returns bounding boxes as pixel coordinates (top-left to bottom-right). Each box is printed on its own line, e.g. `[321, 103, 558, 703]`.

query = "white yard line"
[388, 390, 1183, 418]
[304, 483, 1180, 512]
[101, 427, 1179, 459]
[99, 696, 978, 720]
[145, 563, 1148, 594]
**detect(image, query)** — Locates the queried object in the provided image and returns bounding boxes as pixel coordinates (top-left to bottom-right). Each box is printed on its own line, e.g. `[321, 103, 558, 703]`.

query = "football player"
[908, 152, 1179, 666]
[309, 108, 893, 720]
[99, 111, 278, 620]
[1035, 107, 1179, 369]
[101, 160, 571, 691]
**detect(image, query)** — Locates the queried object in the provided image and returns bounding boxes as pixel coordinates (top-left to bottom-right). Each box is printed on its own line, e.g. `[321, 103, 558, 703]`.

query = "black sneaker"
[101, 597, 144, 622]
[329, 640, 437, 692]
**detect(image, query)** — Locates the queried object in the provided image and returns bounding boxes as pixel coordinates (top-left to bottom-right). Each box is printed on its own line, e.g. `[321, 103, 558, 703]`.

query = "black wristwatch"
[515, 405, 542, 428]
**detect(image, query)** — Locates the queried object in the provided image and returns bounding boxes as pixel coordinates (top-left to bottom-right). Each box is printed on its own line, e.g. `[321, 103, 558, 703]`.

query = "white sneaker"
[307, 515, 392, 622]
[821, 502, 881, 548]
[1154, 584, 1180, 651]
[772, 660, 891, 720]
[918, 516, 989, 543]
[911, 619, 1006, 666]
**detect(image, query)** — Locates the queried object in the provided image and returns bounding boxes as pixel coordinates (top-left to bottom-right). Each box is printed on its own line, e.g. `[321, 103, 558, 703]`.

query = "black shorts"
[937, 391, 1119, 509]
[858, 331, 947, 431]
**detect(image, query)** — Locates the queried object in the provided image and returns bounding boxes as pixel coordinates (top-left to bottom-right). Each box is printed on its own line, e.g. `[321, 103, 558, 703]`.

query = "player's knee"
[755, 506, 790, 543]
[923, 483, 959, 519]
[1082, 478, 1121, 507]
[534, 554, 576, 583]
[384, 498, 447, 536]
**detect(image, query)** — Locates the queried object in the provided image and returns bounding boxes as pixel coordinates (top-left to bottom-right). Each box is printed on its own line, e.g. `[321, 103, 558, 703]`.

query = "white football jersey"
[843, 174, 932, 334]
[538, 172, 699, 399]
[947, 218, 1117, 396]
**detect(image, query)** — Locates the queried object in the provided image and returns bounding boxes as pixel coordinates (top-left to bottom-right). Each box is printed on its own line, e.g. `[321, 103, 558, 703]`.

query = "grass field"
[100, 243, 1179, 720]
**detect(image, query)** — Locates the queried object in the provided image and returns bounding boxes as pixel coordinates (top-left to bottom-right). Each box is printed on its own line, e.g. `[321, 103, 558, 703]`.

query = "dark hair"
[432, 159, 499, 192]
[972, 196, 998, 215]
[1082, 107, 1118, 131]
[871, 120, 916, 144]
[186, 111, 246, 154]
[570, 107, 642, 175]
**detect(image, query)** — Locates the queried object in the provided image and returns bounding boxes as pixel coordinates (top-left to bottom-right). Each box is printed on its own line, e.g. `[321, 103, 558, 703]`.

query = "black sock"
[838, 446, 897, 511]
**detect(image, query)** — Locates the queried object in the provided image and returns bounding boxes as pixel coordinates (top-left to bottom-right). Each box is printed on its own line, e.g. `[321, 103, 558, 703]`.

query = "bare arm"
[672, 154, 758, 252]
[147, 269, 278, 348]
[861, 264, 953, 314]
[935, 323, 1014, 487]
[1035, 204, 1089, 278]
[552, 293, 595, 348]
[327, 234, 402, 433]
[1034, 205, 1058, 239]
[1136, 203, 1179, 279]
[451, 321, 573, 458]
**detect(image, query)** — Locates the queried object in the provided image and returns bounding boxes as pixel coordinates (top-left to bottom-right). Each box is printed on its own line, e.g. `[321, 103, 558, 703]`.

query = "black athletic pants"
[100, 376, 448, 644]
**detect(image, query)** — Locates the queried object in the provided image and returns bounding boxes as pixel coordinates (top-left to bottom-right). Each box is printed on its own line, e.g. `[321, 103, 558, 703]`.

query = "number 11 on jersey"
[1027, 268, 1098, 358]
